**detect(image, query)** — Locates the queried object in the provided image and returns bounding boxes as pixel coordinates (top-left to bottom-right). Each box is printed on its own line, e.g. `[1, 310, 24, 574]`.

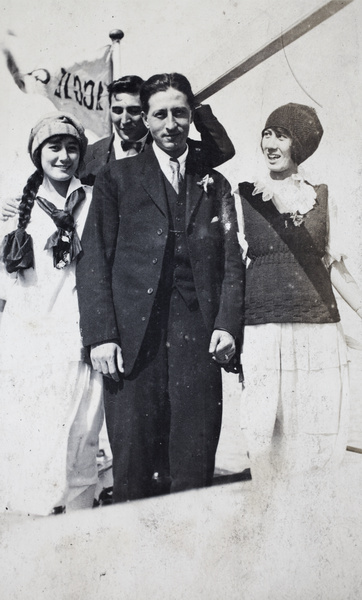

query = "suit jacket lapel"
[185, 154, 205, 229]
[138, 145, 205, 223]
[92, 135, 115, 164]
[139, 146, 168, 217]
[103, 135, 115, 163]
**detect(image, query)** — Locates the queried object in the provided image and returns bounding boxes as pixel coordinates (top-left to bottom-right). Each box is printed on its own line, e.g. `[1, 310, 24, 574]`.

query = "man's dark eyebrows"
[111, 106, 141, 113]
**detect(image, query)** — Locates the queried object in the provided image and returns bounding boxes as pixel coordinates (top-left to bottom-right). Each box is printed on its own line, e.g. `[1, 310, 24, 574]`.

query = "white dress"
[0, 177, 104, 515]
[237, 171, 349, 480]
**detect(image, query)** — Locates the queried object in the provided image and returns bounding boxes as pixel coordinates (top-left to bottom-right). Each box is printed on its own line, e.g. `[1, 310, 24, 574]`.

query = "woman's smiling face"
[40, 135, 80, 185]
[261, 127, 296, 175]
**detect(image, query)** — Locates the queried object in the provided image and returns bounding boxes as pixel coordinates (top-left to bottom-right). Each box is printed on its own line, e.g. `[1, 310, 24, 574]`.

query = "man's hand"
[1, 198, 20, 221]
[90, 342, 124, 382]
[209, 330, 235, 365]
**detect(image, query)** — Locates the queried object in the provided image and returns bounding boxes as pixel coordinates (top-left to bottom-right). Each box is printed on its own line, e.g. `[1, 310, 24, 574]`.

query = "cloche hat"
[263, 103, 323, 164]
[28, 112, 88, 169]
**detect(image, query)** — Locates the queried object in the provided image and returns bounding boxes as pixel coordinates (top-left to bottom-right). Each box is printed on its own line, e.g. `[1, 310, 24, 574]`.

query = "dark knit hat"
[28, 112, 88, 169]
[263, 103, 323, 164]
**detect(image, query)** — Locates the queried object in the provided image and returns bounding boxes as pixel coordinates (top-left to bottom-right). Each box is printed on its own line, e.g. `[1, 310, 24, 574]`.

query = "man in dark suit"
[80, 75, 235, 185]
[76, 73, 244, 503]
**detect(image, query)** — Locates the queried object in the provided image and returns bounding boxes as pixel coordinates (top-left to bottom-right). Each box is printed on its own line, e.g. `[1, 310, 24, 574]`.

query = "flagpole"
[109, 29, 124, 80]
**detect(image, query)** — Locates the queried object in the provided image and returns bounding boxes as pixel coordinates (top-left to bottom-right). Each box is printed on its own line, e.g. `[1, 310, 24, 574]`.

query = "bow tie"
[121, 140, 143, 153]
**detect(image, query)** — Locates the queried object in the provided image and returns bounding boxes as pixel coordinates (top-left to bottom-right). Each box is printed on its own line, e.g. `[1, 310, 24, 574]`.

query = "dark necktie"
[36, 187, 85, 269]
[121, 140, 143, 153]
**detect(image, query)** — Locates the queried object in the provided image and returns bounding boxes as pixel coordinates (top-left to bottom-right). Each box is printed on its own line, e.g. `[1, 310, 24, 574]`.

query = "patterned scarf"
[2, 187, 85, 272]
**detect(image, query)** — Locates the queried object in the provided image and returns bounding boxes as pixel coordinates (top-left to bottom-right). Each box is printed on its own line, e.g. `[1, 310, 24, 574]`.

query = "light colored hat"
[263, 103, 323, 164]
[28, 112, 88, 168]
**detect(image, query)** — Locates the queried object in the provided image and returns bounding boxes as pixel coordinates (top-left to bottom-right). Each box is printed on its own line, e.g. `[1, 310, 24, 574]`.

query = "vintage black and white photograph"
[0, 0, 361, 598]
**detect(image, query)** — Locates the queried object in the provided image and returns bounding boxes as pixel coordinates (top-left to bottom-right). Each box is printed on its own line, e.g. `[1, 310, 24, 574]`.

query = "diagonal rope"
[281, 29, 323, 108]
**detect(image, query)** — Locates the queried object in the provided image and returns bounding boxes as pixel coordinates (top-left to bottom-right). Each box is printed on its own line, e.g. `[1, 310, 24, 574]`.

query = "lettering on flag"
[3, 43, 112, 138]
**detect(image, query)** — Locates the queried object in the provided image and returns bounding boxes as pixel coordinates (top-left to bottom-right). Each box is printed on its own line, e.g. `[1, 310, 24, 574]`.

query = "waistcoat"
[239, 181, 340, 325]
[162, 176, 198, 310]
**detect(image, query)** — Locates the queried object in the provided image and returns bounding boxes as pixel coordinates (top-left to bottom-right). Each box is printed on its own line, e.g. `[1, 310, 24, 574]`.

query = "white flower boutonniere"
[197, 174, 214, 193]
[290, 211, 305, 227]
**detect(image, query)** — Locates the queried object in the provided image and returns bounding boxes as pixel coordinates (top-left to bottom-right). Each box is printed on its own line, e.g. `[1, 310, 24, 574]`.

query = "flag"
[3, 39, 112, 138]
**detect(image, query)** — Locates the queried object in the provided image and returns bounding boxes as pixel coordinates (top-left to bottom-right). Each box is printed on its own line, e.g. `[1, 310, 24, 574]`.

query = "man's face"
[110, 92, 148, 142]
[142, 87, 192, 158]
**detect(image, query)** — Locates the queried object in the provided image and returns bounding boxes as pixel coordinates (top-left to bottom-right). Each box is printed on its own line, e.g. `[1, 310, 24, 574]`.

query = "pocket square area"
[211, 216, 219, 223]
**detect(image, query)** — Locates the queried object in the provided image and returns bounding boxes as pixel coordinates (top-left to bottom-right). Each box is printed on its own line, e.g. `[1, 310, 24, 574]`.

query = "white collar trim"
[252, 169, 317, 215]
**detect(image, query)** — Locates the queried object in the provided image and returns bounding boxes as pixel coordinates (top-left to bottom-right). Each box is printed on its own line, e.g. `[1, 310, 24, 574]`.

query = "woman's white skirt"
[241, 322, 349, 478]
[0, 360, 104, 515]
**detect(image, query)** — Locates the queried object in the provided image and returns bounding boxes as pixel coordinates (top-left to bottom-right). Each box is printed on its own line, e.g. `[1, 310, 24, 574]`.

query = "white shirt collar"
[152, 142, 188, 183]
[113, 128, 148, 159]
[38, 176, 84, 208]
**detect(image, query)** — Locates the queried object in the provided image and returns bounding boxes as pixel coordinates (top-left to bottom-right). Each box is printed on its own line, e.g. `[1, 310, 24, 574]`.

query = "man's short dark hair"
[107, 76, 145, 105]
[140, 73, 195, 114]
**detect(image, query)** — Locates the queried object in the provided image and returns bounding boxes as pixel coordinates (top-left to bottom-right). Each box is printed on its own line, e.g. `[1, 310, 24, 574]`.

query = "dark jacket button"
[147, 288, 154, 294]
[157, 228, 163, 235]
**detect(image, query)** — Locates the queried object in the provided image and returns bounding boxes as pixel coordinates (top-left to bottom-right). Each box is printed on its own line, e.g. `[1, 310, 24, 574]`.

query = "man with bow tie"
[0, 76, 234, 218]
[80, 75, 235, 185]
[76, 73, 244, 503]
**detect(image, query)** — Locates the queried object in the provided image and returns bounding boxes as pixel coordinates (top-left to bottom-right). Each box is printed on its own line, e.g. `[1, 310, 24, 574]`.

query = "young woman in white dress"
[0, 113, 104, 515]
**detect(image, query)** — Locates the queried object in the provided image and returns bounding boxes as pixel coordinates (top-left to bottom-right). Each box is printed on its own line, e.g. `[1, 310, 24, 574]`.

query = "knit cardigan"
[238, 181, 340, 325]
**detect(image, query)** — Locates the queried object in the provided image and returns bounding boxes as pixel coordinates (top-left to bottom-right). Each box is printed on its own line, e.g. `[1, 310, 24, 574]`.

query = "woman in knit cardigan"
[237, 103, 362, 484]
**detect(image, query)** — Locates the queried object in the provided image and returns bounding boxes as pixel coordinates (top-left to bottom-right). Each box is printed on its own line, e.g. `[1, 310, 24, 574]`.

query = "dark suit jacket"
[80, 134, 116, 184]
[80, 105, 235, 185]
[76, 145, 244, 377]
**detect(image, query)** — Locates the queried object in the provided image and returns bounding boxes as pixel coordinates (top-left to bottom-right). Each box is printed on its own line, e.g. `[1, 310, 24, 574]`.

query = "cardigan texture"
[239, 181, 340, 325]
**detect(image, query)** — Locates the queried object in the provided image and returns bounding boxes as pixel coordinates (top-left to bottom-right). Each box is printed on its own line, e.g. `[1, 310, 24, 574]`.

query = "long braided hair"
[17, 164, 43, 231]
[1, 163, 43, 273]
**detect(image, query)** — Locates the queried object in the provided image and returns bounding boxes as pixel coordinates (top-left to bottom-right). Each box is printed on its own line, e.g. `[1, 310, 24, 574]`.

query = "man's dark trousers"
[104, 283, 222, 503]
